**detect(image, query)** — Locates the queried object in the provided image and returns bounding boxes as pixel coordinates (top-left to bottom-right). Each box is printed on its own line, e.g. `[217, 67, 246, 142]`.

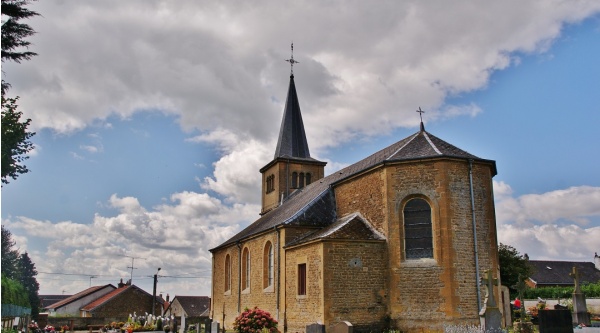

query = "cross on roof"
[416, 107, 425, 122]
[285, 43, 299, 76]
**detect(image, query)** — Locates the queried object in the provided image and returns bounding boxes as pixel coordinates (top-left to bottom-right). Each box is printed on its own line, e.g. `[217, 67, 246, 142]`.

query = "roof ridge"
[386, 132, 419, 161]
[423, 131, 442, 155]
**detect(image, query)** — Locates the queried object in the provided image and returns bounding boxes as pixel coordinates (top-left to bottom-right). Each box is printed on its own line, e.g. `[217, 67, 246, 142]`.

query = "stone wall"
[284, 243, 324, 333]
[211, 231, 279, 331]
[323, 240, 387, 332]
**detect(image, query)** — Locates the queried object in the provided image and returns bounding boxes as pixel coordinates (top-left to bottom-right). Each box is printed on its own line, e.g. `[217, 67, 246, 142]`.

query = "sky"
[2, 1, 600, 298]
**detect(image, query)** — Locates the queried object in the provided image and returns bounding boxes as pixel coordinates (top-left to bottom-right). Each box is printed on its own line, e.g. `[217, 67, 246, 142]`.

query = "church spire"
[274, 45, 310, 159]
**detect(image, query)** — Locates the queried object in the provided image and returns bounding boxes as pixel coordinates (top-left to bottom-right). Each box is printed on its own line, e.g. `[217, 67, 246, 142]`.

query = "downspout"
[237, 242, 242, 314]
[274, 226, 281, 320]
[469, 159, 482, 311]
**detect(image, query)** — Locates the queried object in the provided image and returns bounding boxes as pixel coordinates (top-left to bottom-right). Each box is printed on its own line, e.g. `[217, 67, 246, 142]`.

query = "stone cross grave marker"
[479, 269, 502, 331]
[570, 265, 591, 326]
[512, 274, 528, 320]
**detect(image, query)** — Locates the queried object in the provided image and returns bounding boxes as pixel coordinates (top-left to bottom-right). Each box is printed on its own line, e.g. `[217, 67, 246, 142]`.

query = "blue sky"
[2, 1, 600, 297]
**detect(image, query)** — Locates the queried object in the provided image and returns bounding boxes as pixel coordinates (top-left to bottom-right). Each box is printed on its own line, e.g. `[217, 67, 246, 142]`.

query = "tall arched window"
[306, 173, 312, 185]
[263, 242, 274, 289]
[299, 172, 305, 188]
[291, 172, 298, 188]
[224, 254, 231, 292]
[403, 198, 433, 259]
[242, 248, 251, 290]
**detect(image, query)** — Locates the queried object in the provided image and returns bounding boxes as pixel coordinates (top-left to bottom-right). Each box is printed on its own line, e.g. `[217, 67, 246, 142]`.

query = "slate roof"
[211, 126, 496, 252]
[45, 284, 115, 310]
[274, 75, 312, 160]
[528, 260, 600, 286]
[39, 295, 72, 308]
[286, 213, 386, 247]
[171, 296, 211, 317]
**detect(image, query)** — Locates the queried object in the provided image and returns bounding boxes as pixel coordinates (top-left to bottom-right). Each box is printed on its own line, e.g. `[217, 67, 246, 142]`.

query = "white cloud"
[494, 182, 600, 261]
[3, 191, 257, 295]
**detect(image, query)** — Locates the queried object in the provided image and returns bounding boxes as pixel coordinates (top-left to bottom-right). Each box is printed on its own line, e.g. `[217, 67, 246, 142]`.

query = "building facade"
[210, 71, 500, 333]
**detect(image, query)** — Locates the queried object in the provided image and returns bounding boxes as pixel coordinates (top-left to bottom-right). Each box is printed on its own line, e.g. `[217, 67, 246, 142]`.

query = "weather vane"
[285, 42, 299, 76]
[416, 107, 425, 122]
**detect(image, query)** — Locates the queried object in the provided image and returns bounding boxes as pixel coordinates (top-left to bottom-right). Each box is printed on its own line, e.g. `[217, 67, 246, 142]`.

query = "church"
[210, 58, 500, 332]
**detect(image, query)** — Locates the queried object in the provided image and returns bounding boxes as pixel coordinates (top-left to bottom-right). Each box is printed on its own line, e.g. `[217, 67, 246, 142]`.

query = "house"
[209, 65, 500, 333]
[44, 279, 164, 318]
[526, 253, 600, 288]
[45, 285, 116, 317]
[80, 282, 164, 317]
[165, 296, 210, 324]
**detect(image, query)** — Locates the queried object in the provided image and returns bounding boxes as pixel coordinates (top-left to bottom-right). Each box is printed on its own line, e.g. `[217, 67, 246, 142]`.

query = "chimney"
[595, 252, 600, 271]
[118, 278, 125, 288]
[166, 294, 170, 303]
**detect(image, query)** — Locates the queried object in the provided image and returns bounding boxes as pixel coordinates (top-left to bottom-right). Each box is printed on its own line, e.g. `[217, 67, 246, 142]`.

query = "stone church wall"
[322, 240, 387, 332]
[284, 242, 324, 333]
[211, 232, 279, 331]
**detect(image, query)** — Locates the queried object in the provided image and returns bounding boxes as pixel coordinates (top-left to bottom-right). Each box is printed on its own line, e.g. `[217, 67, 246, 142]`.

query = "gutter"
[469, 159, 482, 312]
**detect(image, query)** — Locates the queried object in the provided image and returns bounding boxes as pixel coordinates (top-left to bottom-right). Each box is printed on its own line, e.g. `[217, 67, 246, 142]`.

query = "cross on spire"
[417, 107, 425, 131]
[285, 42, 299, 76]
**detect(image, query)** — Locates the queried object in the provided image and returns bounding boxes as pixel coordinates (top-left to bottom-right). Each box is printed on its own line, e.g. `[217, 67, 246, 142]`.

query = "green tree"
[1, 0, 39, 64]
[17, 252, 40, 319]
[1, 225, 20, 279]
[1, 275, 30, 307]
[499, 243, 532, 293]
[1, 0, 38, 184]
[2, 95, 35, 184]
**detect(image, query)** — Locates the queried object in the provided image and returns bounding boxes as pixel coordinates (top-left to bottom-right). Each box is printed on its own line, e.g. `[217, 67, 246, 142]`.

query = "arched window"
[291, 172, 298, 188]
[299, 172, 305, 188]
[266, 175, 275, 193]
[306, 173, 312, 185]
[403, 198, 433, 259]
[224, 254, 231, 292]
[263, 242, 274, 289]
[242, 248, 250, 290]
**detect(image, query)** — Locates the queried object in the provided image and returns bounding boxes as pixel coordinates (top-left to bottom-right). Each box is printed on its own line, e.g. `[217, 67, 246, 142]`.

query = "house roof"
[211, 125, 496, 252]
[45, 285, 115, 310]
[528, 260, 600, 286]
[171, 296, 211, 317]
[39, 295, 72, 308]
[80, 285, 159, 312]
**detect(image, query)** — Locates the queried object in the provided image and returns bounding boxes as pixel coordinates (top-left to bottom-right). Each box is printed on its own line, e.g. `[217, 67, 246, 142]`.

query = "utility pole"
[152, 268, 161, 316]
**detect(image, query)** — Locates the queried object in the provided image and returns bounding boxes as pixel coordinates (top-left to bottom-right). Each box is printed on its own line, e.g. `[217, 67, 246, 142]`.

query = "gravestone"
[210, 321, 220, 333]
[306, 322, 325, 333]
[570, 266, 591, 326]
[331, 321, 353, 333]
[538, 309, 572, 333]
[500, 285, 511, 327]
[478, 269, 502, 331]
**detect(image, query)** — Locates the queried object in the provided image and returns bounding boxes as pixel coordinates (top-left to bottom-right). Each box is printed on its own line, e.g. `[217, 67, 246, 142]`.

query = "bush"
[522, 282, 600, 299]
[233, 307, 279, 333]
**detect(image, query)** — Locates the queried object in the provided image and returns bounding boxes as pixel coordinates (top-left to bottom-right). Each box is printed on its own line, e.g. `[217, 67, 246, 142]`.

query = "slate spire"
[274, 74, 311, 159]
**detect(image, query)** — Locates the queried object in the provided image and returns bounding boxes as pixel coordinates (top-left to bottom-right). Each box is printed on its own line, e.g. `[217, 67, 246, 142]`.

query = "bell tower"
[260, 44, 326, 215]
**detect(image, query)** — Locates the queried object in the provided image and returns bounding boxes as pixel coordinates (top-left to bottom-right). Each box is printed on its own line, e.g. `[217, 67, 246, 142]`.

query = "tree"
[1, 225, 20, 279]
[499, 242, 532, 293]
[1, 0, 39, 64]
[2, 95, 35, 184]
[1, 0, 38, 184]
[17, 252, 40, 319]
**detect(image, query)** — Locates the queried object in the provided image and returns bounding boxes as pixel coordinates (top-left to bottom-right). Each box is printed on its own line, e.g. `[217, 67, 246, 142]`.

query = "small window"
[242, 248, 251, 290]
[306, 173, 312, 185]
[292, 172, 298, 188]
[224, 254, 231, 292]
[266, 175, 275, 194]
[403, 198, 433, 259]
[299, 173, 305, 188]
[263, 242, 274, 289]
[298, 263, 307, 295]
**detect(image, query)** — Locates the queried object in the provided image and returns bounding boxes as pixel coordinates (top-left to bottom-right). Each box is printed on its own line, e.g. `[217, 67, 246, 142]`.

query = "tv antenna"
[121, 255, 146, 283]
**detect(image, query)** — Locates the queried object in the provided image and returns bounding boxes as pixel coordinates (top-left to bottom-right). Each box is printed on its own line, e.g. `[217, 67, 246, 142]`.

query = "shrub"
[233, 307, 279, 333]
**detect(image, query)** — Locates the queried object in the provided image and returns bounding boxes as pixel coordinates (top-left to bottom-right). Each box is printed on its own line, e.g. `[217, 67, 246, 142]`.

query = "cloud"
[495, 183, 600, 226]
[3, 191, 258, 295]
[494, 182, 600, 260]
